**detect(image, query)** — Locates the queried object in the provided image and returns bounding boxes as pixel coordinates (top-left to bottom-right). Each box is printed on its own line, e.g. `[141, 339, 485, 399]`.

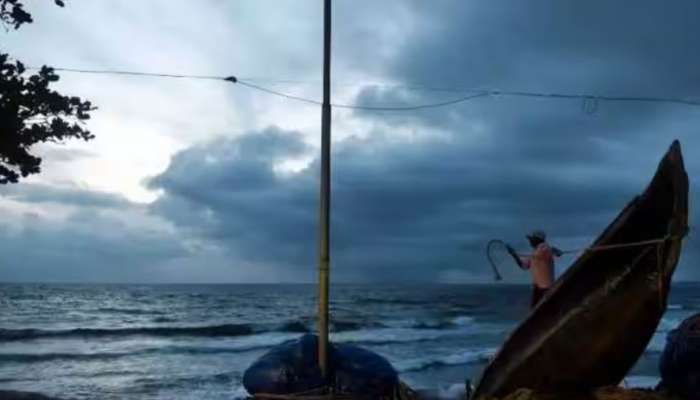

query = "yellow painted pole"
[317, 0, 332, 380]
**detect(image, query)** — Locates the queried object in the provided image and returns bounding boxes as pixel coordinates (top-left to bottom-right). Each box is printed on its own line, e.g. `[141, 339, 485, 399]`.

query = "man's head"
[526, 229, 546, 248]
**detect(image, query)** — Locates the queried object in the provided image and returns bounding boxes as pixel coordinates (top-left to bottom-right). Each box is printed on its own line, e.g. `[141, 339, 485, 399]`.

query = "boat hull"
[473, 141, 689, 398]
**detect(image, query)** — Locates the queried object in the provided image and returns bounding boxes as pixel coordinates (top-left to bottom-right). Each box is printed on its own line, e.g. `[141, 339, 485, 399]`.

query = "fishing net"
[486, 239, 511, 281]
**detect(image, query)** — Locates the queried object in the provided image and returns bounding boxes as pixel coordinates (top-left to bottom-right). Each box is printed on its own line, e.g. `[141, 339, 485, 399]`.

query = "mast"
[317, 0, 332, 379]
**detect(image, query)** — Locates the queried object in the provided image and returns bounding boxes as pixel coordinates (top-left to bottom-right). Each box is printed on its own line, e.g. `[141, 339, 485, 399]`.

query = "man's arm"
[551, 246, 564, 257]
[506, 244, 530, 270]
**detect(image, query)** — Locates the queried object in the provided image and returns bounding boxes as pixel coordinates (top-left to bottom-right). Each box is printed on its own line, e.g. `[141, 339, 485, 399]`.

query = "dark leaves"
[0, 0, 33, 29]
[1, 0, 67, 30]
[0, 0, 93, 184]
[0, 53, 95, 184]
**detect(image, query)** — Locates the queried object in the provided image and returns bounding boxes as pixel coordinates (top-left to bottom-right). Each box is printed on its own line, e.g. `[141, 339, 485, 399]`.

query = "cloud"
[0, 184, 191, 282]
[0, 183, 132, 209]
[148, 123, 696, 282]
[1, 1, 699, 283]
[340, 0, 700, 281]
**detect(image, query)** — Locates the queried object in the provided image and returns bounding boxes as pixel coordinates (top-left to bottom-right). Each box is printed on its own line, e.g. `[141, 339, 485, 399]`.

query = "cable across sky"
[28, 66, 700, 112]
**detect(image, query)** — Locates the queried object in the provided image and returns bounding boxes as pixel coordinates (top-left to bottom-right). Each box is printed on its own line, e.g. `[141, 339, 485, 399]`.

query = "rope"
[331, 92, 490, 111]
[236, 80, 324, 106]
[556, 236, 676, 255]
[29, 66, 228, 81]
[27, 66, 700, 111]
[555, 234, 677, 311]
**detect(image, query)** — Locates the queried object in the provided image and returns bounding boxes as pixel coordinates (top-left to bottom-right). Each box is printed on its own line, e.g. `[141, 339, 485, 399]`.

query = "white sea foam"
[622, 375, 659, 389]
[231, 386, 250, 400]
[394, 347, 497, 372]
[437, 383, 468, 399]
[452, 316, 475, 326]
[383, 315, 476, 329]
[210, 316, 484, 353]
[331, 327, 459, 345]
[220, 332, 301, 352]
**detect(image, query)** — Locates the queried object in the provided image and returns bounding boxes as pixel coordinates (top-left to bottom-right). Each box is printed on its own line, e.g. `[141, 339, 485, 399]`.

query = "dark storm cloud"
[0, 187, 187, 283]
[3, 1, 698, 283]
[148, 124, 677, 282]
[0, 204, 190, 282]
[148, 0, 700, 282]
[387, 1, 700, 95]
[345, 0, 700, 280]
[148, 127, 317, 277]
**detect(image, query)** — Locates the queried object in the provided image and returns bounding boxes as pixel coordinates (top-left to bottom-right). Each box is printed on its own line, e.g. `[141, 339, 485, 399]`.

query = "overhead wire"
[28, 66, 227, 81]
[235, 80, 323, 106]
[25, 66, 700, 111]
[332, 92, 490, 111]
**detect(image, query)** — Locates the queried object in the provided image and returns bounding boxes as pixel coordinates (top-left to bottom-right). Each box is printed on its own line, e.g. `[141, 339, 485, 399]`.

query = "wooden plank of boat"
[472, 140, 689, 399]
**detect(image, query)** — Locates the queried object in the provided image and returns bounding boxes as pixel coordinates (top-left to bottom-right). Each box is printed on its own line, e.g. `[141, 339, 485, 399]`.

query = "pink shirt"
[521, 242, 555, 289]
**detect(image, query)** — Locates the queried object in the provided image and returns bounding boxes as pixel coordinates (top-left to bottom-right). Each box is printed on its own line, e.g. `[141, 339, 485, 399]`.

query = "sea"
[1, 283, 699, 399]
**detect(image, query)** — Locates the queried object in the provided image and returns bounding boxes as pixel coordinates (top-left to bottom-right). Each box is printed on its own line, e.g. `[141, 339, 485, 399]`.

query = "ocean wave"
[0, 324, 255, 342]
[645, 332, 668, 353]
[152, 316, 177, 323]
[384, 316, 475, 331]
[658, 312, 695, 333]
[0, 317, 328, 342]
[0, 390, 65, 400]
[95, 307, 165, 315]
[637, 313, 697, 354]
[232, 386, 250, 400]
[622, 375, 659, 389]
[278, 321, 309, 333]
[0, 332, 302, 364]
[394, 347, 497, 372]
[353, 297, 428, 306]
[452, 316, 475, 326]
[331, 327, 466, 345]
[408, 321, 456, 330]
[0, 325, 480, 365]
[170, 332, 300, 354]
[1, 314, 477, 344]
[0, 352, 134, 363]
[132, 371, 239, 391]
[332, 319, 386, 332]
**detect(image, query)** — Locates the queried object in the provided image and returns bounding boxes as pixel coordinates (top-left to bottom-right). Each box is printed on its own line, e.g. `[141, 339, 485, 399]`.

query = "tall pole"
[317, 0, 332, 379]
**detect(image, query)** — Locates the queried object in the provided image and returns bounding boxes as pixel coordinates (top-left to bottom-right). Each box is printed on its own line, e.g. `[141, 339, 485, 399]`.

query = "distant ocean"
[1, 283, 698, 399]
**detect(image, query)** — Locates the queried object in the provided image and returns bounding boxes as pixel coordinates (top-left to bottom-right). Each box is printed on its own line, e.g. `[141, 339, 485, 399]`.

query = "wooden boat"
[473, 140, 689, 399]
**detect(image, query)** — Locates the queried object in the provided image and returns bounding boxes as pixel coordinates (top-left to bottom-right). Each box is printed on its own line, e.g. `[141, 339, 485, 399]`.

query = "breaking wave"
[394, 347, 497, 372]
[0, 324, 256, 342]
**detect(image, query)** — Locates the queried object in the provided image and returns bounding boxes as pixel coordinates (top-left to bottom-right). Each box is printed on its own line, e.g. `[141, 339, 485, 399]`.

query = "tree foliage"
[0, 0, 94, 184]
[0, 0, 64, 30]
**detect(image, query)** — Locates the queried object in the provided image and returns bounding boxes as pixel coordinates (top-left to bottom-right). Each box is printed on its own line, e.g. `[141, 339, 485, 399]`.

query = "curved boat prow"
[473, 140, 689, 399]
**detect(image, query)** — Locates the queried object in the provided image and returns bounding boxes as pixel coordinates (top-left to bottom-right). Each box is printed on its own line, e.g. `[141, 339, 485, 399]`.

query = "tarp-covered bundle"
[659, 312, 700, 397]
[243, 334, 399, 398]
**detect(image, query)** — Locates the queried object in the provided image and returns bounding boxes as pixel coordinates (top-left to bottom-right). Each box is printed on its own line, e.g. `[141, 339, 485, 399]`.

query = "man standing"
[507, 230, 556, 308]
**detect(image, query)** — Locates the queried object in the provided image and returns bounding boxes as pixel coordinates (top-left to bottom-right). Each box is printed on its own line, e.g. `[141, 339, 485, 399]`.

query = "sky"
[0, 0, 699, 283]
